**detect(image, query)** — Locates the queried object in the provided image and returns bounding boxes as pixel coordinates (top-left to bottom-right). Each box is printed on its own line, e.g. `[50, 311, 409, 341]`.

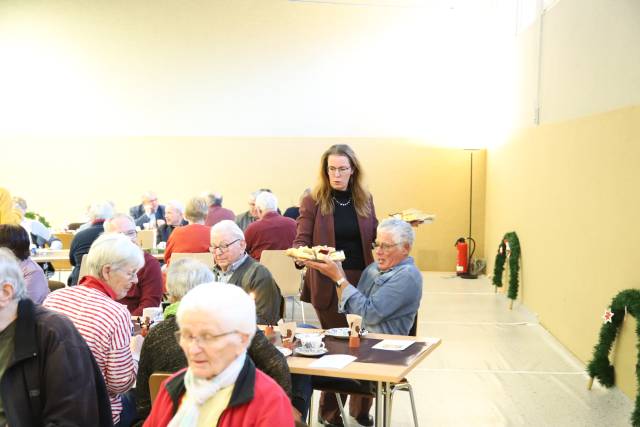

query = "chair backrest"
[260, 250, 303, 297]
[53, 232, 74, 249]
[136, 229, 156, 250]
[171, 252, 215, 269]
[149, 372, 172, 405]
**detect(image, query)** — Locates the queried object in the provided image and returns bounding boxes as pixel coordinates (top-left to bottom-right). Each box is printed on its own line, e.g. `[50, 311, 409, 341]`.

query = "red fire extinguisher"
[455, 237, 477, 278]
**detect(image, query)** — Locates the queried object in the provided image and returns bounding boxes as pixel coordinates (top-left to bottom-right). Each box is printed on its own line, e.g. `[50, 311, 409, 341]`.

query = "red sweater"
[118, 252, 163, 316]
[205, 205, 236, 227]
[164, 223, 211, 264]
[244, 211, 297, 260]
[144, 362, 294, 427]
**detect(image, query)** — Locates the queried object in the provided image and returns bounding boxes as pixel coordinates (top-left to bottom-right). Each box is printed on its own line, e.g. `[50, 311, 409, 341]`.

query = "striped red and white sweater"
[43, 275, 137, 424]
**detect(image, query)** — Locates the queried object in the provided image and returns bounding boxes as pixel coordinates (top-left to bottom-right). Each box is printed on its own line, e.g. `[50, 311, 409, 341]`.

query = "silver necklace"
[333, 197, 352, 207]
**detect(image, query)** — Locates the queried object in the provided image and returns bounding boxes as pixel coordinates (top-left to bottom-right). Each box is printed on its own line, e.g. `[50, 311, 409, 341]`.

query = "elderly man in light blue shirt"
[305, 218, 422, 336]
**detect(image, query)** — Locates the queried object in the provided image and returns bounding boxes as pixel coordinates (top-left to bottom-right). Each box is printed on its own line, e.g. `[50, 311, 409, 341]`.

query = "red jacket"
[294, 194, 377, 310]
[164, 223, 211, 265]
[144, 358, 294, 427]
[245, 211, 297, 260]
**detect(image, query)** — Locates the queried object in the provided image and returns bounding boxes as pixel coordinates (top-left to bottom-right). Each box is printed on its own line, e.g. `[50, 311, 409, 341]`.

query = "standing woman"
[293, 144, 377, 426]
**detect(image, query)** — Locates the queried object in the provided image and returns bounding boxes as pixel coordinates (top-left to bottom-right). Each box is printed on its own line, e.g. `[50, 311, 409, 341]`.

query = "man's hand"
[304, 258, 345, 283]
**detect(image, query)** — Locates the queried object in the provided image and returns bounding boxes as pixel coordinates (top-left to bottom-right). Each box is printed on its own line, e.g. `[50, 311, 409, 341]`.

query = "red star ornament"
[602, 309, 614, 324]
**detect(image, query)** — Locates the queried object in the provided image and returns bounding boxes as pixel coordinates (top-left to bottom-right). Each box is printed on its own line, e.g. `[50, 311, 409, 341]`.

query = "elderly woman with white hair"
[144, 282, 294, 427]
[68, 200, 115, 286]
[135, 258, 293, 422]
[44, 233, 144, 427]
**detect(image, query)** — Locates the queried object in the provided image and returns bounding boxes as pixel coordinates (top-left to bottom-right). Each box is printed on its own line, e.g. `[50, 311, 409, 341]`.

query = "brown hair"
[312, 144, 371, 217]
[184, 197, 208, 223]
[0, 224, 30, 261]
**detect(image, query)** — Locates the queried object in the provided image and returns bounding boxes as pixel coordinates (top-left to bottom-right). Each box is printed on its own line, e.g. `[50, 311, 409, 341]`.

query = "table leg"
[375, 380, 383, 427]
[383, 382, 391, 426]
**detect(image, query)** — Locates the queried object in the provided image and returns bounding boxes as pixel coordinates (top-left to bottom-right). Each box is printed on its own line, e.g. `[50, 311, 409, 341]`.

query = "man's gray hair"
[203, 192, 223, 207]
[166, 200, 185, 215]
[378, 218, 415, 246]
[211, 220, 244, 242]
[103, 213, 135, 232]
[0, 248, 27, 300]
[88, 201, 115, 221]
[141, 191, 157, 202]
[85, 233, 144, 279]
[177, 282, 256, 341]
[166, 258, 215, 300]
[255, 191, 278, 212]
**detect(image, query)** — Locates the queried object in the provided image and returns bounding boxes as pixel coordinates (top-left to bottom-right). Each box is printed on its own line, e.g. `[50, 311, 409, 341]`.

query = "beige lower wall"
[2, 137, 485, 272]
[485, 106, 640, 398]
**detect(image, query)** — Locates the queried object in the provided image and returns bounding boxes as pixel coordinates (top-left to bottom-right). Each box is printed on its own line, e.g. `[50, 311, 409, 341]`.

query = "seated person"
[144, 282, 294, 426]
[235, 189, 272, 232]
[0, 248, 112, 426]
[44, 233, 143, 427]
[68, 201, 114, 286]
[283, 188, 311, 221]
[204, 192, 235, 227]
[156, 200, 188, 245]
[130, 191, 166, 229]
[244, 191, 297, 261]
[164, 197, 210, 265]
[210, 220, 283, 325]
[303, 218, 422, 427]
[135, 258, 293, 422]
[0, 225, 49, 304]
[13, 197, 62, 249]
[0, 187, 22, 225]
[305, 217, 423, 335]
[104, 214, 163, 316]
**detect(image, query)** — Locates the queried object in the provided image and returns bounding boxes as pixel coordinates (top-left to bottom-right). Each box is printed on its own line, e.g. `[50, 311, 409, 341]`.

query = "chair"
[136, 229, 156, 250]
[149, 372, 172, 405]
[259, 250, 305, 323]
[171, 252, 215, 269]
[47, 280, 66, 292]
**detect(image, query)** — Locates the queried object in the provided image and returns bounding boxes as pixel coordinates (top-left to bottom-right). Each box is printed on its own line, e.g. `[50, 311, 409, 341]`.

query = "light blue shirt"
[339, 256, 422, 335]
[212, 253, 249, 283]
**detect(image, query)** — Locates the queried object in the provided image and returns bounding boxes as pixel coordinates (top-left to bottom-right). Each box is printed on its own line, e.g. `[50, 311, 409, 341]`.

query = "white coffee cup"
[300, 334, 325, 351]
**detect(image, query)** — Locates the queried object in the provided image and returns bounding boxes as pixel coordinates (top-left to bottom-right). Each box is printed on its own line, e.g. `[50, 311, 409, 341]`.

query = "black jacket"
[68, 221, 104, 286]
[0, 299, 113, 427]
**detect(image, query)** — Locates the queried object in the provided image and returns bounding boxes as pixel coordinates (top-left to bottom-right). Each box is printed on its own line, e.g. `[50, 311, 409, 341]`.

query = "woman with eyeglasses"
[144, 281, 294, 427]
[135, 258, 293, 424]
[292, 144, 378, 427]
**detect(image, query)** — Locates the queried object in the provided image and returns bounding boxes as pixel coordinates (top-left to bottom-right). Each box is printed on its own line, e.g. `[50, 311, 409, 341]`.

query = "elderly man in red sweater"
[104, 213, 163, 316]
[244, 191, 296, 261]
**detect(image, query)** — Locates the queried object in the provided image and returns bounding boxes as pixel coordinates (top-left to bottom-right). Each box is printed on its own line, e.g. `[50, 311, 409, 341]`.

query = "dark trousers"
[314, 269, 373, 423]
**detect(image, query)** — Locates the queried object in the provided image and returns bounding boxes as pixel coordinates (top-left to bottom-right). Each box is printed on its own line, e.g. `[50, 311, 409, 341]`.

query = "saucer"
[276, 346, 292, 357]
[324, 327, 369, 339]
[294, 347, 329, 357]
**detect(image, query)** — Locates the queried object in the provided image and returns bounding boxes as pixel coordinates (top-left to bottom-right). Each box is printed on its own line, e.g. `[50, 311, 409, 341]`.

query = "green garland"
[587, 289, 640, 426]
[25, 211, 51, 228]
[491, 232, 521, 300]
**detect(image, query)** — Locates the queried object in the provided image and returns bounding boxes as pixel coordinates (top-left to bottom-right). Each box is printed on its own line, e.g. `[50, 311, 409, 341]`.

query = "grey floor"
[286, 272, 634, 427]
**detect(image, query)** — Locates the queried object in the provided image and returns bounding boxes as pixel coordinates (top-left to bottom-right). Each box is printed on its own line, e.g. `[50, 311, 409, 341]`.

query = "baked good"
[285, 245, 346, 261]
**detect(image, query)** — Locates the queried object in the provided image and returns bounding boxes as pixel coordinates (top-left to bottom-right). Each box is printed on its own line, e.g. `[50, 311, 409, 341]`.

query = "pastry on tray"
[285, 245, 346, 262]
[390, 208, 435, 223]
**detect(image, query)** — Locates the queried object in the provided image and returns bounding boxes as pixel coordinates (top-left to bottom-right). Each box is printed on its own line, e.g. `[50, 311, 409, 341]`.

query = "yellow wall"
[2, 137, 485, 272]
[486, 106, 640, 396]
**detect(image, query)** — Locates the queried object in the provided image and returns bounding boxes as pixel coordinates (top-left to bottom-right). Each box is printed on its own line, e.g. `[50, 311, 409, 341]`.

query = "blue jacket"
[339, 256, 422, 335]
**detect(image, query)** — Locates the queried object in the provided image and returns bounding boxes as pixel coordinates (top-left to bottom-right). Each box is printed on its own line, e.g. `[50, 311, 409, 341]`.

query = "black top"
[68, 221, 105, 286]
[283, 206, 300, 221]
[332, 189, 365, 271]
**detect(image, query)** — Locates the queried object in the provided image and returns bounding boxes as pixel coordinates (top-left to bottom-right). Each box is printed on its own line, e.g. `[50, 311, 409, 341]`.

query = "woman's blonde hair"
[184, 197, 208, 223]
[312, 144, 371, 217]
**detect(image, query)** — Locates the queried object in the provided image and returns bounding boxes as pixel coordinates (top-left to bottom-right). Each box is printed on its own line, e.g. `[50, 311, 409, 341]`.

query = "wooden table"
[279, 328, 441, 427]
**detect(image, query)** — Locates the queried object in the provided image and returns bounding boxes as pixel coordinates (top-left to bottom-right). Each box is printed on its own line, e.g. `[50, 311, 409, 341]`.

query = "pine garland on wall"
[491, 232, 521, 301]
[587, 289, 640, 426]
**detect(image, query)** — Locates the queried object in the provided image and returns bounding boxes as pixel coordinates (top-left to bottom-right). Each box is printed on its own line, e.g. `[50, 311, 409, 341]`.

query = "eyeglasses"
[123, 229, 138, 238]
[209, 239, 241, 253]
[116, 268, 138, 280]
[175, 330, 237, 347]
[372, 242, 400, 251]
[327, 166, 351, 176]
